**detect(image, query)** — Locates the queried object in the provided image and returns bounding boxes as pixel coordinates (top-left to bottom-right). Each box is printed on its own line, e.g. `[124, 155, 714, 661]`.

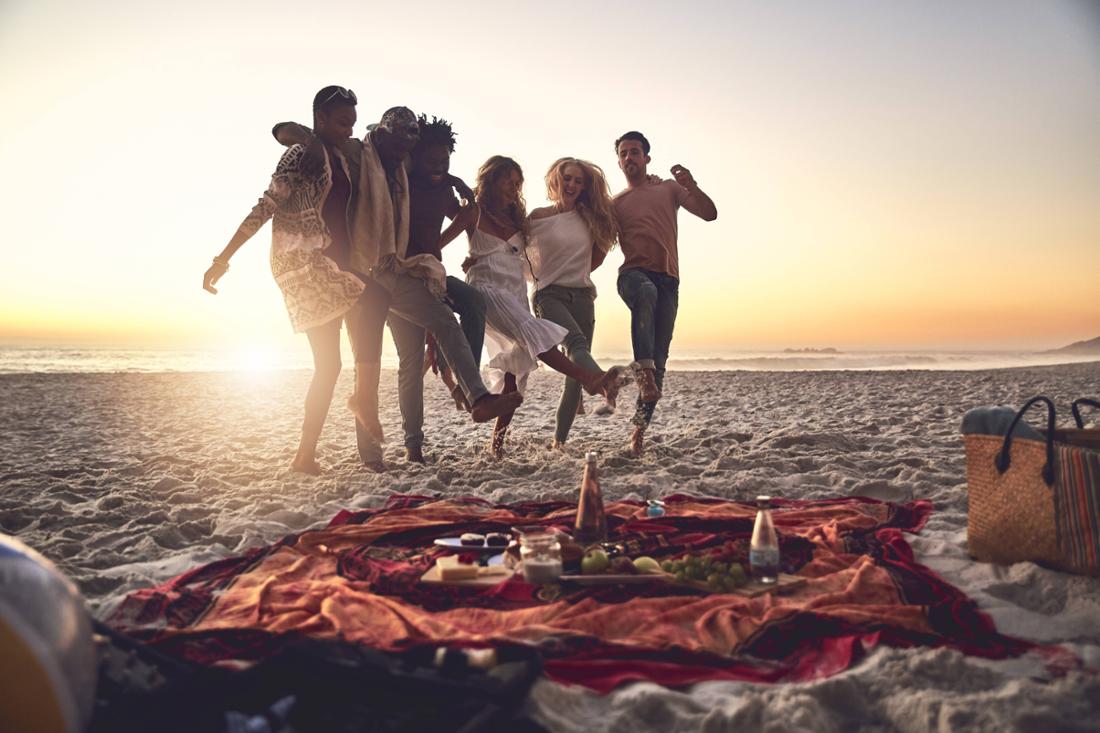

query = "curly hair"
[414, 114, 457, 154]
[475, 156, 528, 236]
[544, 157, 618, 254]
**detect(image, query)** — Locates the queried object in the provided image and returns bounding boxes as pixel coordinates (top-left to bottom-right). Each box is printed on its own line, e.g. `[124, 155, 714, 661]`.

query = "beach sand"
[2, 362, 1099, 731]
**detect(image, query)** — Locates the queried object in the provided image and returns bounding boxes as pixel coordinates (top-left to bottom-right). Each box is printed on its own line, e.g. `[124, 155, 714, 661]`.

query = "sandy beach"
[2, 361, 1099, 731]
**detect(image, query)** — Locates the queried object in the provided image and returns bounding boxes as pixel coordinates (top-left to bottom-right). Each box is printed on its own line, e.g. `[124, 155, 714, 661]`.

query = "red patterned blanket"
[107, 494, 1063, 693]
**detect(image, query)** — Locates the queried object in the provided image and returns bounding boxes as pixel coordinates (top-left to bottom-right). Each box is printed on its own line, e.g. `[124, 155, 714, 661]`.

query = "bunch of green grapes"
[661, 554, 748, 592]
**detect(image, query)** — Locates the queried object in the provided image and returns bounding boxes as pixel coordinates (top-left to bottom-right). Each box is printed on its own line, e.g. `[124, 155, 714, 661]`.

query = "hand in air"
[203, 261, 228, 294]
[670, 164, 697, 189]
[461, 255, 478, 274]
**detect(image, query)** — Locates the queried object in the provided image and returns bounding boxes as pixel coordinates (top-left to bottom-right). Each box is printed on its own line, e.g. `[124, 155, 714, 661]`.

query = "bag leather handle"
[1071, 398, 1100, 429]
[995, 396, 1056, 486]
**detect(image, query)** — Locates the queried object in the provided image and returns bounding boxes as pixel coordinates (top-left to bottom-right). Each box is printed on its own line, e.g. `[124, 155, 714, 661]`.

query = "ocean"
[0, 346, 1094, 374]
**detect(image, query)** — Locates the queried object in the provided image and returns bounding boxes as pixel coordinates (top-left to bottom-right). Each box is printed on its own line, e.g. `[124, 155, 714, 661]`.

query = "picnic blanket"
[106, 494, 1065, 693]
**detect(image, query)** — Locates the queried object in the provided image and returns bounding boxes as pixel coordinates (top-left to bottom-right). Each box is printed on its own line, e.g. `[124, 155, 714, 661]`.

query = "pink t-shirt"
[613, 180, 691, 279]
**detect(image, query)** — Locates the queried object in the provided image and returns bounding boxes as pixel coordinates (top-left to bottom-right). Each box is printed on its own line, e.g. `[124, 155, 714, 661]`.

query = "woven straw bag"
[964, 397, 1100, 574]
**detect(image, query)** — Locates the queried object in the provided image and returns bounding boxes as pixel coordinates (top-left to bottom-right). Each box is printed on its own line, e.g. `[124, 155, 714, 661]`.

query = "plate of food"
[433, 532, 512, 553]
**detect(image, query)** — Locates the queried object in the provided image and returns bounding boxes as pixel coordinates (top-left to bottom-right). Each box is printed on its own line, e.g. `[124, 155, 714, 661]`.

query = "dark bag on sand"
[963, 397, 1100, 576]
[90, 623, 546, 733]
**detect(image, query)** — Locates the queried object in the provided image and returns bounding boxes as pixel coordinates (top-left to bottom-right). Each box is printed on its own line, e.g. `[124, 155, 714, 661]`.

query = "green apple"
[632, 556, 660, 574]
[581, 549, 610, 575]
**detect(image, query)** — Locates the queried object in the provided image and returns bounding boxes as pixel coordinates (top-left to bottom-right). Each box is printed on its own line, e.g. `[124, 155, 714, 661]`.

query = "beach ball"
[0, 534, 97, 733]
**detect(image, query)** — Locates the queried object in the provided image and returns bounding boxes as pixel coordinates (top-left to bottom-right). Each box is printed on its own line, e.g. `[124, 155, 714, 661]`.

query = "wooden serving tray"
[559, 571, 806, 597]
[419, 564, 514, 587]
[558, 573, 668, 585]
[664, 572, 807, 597]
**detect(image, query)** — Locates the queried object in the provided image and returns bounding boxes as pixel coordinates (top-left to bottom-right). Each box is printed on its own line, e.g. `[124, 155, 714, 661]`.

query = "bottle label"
[750, 548, 779, 566]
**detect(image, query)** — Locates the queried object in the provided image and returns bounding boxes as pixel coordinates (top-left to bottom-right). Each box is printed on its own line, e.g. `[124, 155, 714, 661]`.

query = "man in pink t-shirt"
[612, 131, 717, 456]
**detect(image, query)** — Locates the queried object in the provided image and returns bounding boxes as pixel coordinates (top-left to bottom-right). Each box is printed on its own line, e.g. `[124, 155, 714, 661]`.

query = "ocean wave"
[1, 348, 1096, 374]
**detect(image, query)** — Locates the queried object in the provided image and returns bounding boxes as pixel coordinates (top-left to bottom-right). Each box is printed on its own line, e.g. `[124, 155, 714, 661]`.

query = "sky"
[1, 0, 1098, 363]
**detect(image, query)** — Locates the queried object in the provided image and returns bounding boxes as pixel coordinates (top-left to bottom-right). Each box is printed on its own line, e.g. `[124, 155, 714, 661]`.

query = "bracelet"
[212, 256, 230, 268]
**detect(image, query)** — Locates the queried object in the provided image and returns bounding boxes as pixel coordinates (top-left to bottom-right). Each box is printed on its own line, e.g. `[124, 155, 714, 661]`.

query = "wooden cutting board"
[664, 572, 807, 597]
[559, 571, 806, 597]
[419, 564, 514, 587]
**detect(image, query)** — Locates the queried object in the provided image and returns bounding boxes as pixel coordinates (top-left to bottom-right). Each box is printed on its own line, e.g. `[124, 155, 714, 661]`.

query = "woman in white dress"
[450, 156, 623, 457]
[528, 157, 620, 447]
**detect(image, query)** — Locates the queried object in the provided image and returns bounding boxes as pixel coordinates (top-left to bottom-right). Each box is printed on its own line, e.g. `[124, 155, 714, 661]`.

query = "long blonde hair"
[545, 157, 618, 253]
[475, 156, 528, 236]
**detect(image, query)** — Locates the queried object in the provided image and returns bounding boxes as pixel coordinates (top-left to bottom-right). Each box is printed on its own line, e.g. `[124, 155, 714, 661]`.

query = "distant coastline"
[1044, 336, 1100, 355]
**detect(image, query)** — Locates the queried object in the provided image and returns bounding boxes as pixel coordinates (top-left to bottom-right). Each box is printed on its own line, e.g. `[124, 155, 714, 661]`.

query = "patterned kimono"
[235, 144, 365, 332]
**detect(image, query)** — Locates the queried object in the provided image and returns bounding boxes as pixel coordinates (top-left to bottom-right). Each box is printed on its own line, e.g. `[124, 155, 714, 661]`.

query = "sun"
[228, 347, 278, 373]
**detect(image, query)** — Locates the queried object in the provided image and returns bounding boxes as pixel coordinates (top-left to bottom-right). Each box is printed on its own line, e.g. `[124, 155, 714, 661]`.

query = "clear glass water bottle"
[750, 495, 780, 584]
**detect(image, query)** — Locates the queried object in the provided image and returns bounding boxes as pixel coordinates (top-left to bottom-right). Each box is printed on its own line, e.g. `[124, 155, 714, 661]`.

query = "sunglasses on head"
[319, 87, 357, 107]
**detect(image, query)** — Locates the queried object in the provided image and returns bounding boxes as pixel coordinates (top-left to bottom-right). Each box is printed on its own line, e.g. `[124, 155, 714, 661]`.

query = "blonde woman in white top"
[528, 157, 620, 447]
[447, 156, 624, 457]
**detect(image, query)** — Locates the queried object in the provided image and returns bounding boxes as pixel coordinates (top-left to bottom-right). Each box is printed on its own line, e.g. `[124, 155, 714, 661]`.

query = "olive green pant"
[533, 285, 601, 444]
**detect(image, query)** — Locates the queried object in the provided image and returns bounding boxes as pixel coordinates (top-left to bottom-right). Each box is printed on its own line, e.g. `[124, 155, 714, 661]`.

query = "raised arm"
[447, 174, 475, 205]
[671, 164, 717, 222]
[272, 121, 314, 147]
[203, 146, 303, 293]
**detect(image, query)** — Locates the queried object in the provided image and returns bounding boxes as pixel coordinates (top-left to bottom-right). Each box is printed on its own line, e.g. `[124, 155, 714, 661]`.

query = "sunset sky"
[1, 0, 1097, 361]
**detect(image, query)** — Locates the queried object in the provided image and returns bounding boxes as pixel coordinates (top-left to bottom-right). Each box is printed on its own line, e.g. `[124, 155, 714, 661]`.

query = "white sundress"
[465, 227, 568, 394]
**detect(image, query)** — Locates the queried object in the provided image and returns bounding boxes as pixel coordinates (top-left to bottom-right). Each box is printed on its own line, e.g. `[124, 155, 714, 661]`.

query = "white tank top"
[528, 210, 595, 291]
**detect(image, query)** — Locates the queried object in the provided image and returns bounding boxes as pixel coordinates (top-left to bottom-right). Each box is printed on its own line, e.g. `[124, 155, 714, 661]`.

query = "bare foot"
[551, 439, 565, 450]
[347, 394, 385, 444]
[627, 426, 646, 458]
[362, 460, 386, 473]
[489, 424, 509, 459]
[583, 365, 629, 409]
[470, 391, 524, 423]
[637, 368, 661, 403]
[576, 396, 586, 416]
[405, 446, 426, 464]
[291, 456, 323, 475]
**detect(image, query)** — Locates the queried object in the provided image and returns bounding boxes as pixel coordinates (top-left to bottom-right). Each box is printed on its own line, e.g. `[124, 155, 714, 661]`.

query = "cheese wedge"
[436, 555, 479, 581]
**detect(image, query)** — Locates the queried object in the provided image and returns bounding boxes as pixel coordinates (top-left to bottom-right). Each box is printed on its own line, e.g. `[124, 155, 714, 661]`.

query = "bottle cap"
[585, 451, 598, 463]
[755, 495, 772, 504]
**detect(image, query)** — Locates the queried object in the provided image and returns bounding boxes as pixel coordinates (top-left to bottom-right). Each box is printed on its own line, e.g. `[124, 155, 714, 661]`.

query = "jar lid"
[755, 495, 772, 503]
[585, 451, 598, 462]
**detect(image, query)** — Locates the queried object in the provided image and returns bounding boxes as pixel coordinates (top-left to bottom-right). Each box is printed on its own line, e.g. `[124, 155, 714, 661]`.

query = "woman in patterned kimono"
[203, 86, 368, 475]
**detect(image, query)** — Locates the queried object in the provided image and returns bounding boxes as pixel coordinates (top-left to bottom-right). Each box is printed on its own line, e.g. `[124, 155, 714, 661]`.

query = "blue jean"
[434, 276, 487, 372]
[617, 268, 679, 426]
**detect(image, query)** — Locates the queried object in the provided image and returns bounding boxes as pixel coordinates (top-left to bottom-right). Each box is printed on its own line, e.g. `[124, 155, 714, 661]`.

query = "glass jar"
[519, 531, 562, 584]
[646, 499, 666, 518]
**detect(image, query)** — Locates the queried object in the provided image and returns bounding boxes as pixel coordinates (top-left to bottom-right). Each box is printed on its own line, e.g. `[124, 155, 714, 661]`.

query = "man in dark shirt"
[386, 116, 485, 463]
[272, 108, 520, 469]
